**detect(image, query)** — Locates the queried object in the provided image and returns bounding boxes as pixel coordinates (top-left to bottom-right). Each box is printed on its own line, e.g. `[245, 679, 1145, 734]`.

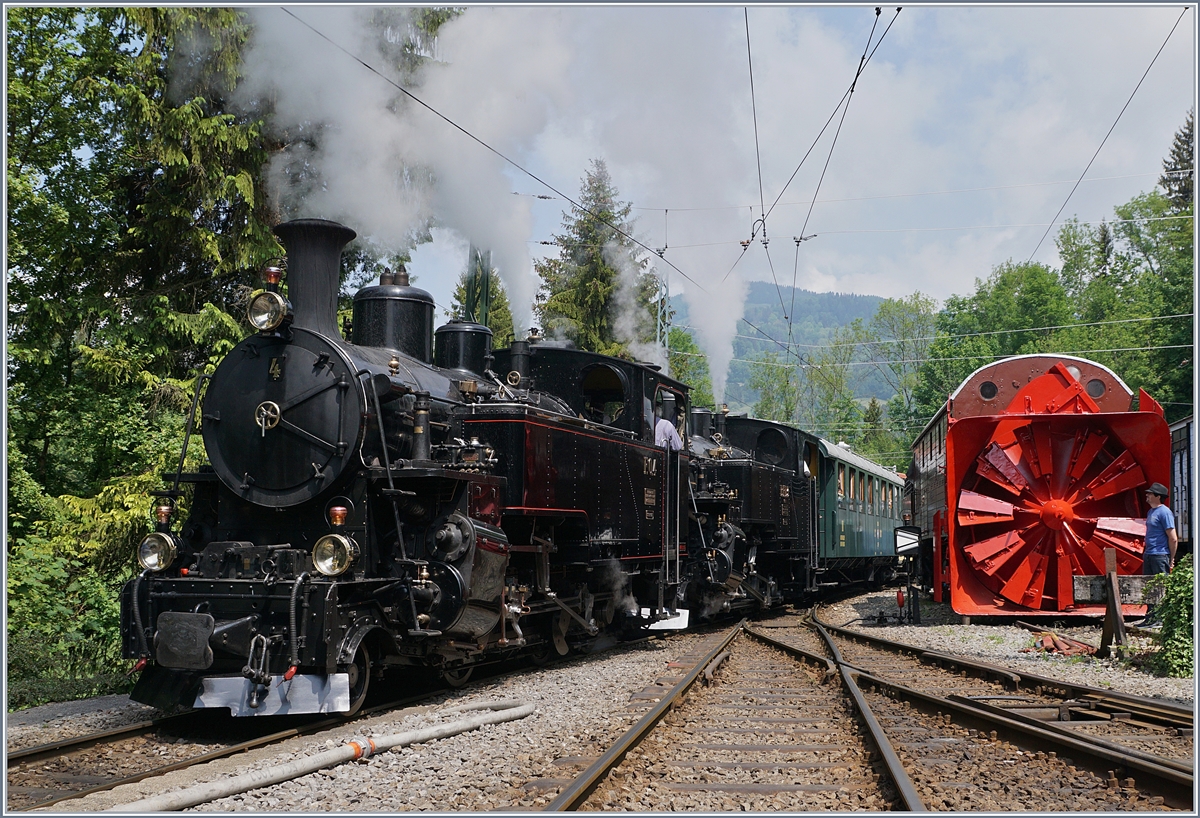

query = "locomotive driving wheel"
[440, 665, 474, 688]
[342, 644, 371, 716]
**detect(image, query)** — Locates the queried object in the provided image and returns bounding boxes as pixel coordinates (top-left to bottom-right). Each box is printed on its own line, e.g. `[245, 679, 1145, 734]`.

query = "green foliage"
[797, 321, 863, 441]
[749, 351, 800, 423]
[856, 397, 904, 466]
[667, 328, 714, 409]
[7, 537, 133, 710]
[6, 8, 280, 708]
[1143, 555, 1194, 678]
[1159, 108, 1193, 210]
[861, 293, 938, 429]
[535, 159, 657, 357]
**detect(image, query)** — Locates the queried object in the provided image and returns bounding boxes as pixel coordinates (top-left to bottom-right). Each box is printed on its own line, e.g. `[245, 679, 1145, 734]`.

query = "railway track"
[807, 614, 1194, 766]
[538, 618, 1191, 812]
[5, 631, 667, 812]
[541, 623, 916, 811]
[5, 696, 437, 812]
[749, 613, 1193, 810]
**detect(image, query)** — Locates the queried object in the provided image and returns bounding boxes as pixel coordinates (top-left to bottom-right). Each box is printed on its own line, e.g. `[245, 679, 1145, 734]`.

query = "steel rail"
[8, 711, 205, 767]
[543, 622, 744, 811]
[745, 626, 925, 811]
[849, 668, 1193, 810]
[9, 693, 440, 812]
[814, 611, 1193, 724]
[810, 617, 1192, 809]
[947, 694, 1193, 775]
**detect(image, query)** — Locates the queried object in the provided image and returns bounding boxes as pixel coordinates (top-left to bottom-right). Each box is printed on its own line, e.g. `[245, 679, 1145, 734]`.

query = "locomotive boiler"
[908, 354, 1171, 617]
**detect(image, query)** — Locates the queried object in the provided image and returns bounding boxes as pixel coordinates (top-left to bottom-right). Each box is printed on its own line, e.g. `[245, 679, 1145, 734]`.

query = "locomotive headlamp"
[137, 532, 180, 572]
[248, 291, 290, 331]
[312, 534, 360, 576]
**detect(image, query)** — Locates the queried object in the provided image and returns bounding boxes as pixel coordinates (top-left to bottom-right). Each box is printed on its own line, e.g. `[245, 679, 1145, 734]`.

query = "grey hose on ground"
[105, 700, 535, 813]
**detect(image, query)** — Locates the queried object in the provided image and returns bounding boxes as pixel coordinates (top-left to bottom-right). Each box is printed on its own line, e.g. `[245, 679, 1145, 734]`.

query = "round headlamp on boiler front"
[247, 291, 291, 332]
[312, 534, 360, 576]
[137, 532, 181, 572]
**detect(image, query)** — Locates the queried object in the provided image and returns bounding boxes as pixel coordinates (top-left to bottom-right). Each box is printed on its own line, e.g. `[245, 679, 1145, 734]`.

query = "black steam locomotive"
[121, 218, 901, 717]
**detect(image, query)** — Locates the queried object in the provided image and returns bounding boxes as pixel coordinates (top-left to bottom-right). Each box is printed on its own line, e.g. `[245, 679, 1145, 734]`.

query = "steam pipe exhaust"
[412, 392, 431, 461]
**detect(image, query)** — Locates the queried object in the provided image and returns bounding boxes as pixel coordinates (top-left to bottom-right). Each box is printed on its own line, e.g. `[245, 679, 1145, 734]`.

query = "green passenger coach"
[804, 435, 905, 583]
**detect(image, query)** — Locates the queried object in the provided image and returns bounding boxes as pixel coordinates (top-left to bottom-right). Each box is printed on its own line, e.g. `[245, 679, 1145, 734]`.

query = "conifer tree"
[1159, 109, 1194, 211]
[534, 159, 657, 356]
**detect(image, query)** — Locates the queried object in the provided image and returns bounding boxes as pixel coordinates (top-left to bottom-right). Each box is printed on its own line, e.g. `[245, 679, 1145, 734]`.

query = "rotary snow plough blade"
[945, 365, 1170, 616]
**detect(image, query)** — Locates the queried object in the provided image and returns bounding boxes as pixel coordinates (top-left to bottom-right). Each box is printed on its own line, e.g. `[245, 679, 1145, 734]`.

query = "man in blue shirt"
[1143, 482, 1178, 576]
[1141, 482, 1177, 627]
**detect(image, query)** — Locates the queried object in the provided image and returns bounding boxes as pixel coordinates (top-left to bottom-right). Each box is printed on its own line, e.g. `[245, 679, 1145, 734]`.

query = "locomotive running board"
[194, 672, 350, 716]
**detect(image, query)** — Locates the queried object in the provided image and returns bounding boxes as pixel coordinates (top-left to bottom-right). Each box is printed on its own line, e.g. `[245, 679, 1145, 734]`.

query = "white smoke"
[682, 276, 748, 404]
[233, 7, 572, 335]
[605, 240, 666, 369]
[228, 7, 808, 390]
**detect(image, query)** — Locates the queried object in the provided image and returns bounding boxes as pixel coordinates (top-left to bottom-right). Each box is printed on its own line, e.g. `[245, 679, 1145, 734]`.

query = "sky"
[235, 4, 1197, 400]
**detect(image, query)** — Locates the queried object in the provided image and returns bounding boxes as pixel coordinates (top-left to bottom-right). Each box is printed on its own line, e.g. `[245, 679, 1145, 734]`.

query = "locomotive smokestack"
[273, 219, 357, 336]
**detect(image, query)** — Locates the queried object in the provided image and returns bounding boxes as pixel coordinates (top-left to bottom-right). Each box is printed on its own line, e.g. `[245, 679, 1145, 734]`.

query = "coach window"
[838, 464, 845, 504]
[858, 472, 865, 512]
[848, 467, 855, 508]
[868, 478, 874, 515]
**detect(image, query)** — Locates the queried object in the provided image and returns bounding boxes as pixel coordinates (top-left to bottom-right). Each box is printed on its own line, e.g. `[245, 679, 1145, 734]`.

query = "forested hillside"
[669, 283, 888, 410]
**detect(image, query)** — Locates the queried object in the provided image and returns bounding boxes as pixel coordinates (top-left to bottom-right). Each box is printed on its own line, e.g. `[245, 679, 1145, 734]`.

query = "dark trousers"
[1142, 553, 1170, 622]
[1143, 553, 1170, 575]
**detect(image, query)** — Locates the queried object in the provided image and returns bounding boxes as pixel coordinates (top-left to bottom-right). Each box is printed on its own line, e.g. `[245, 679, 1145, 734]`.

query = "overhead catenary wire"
[745, 8, 767, 240]
[525, 213, 1193, 251]
[509, 169, 1195, 213]
[765, 7, 901, 224]
[1027, 6, 1189, 261]
[669, 342, 1192, 369]
[719, 7, 900, 288]
[787, 6, 883, 340]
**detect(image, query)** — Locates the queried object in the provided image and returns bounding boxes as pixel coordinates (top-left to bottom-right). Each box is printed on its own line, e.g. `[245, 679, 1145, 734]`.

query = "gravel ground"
[820, 590, 1195, 706]
[7, 695, 164, 752]
[27, 633, 715, 812]
[8, 592, 1193, 812]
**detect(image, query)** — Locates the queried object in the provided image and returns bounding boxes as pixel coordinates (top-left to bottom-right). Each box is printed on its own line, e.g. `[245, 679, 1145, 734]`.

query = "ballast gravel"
[10, 591, 1194, 813]
[27, 634, 712, 813]
[821, 590, 1194, 706]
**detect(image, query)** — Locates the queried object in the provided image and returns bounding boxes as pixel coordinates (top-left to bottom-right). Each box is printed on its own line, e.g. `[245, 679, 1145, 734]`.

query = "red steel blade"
[957, 490, 1016, 526]
[1077, 451, 1146, 502]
